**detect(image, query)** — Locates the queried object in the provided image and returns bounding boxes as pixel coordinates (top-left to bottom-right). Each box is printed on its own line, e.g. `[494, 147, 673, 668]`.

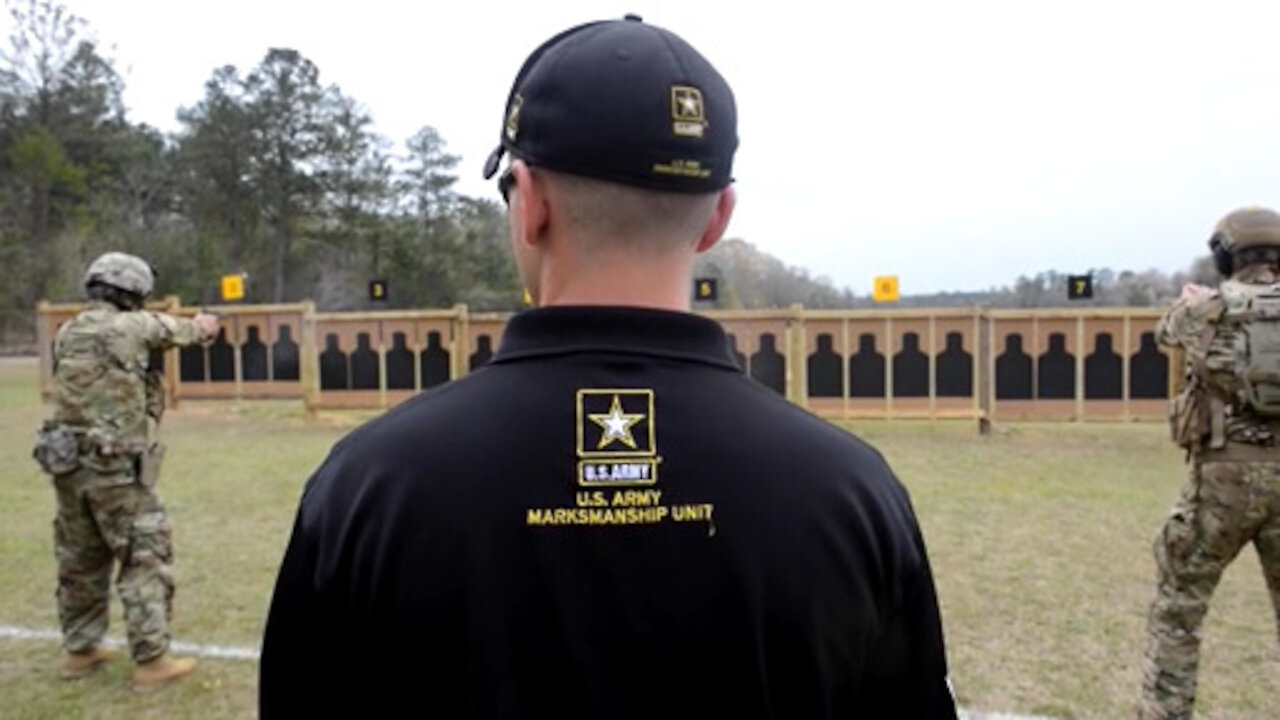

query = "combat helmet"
[1209, 207, 1280, 276]
[83, 252, 155, 297]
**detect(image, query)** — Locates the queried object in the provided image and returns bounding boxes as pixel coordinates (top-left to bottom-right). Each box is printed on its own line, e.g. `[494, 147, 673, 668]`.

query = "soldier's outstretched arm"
[126, 311, 221, 350]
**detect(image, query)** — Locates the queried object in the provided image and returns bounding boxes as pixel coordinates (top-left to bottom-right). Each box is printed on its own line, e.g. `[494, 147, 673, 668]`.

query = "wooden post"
[35, 301, 52, 403]
[841, 317, 850, 422]
[232, 314, 244, 406]
[452, 304, 469, 381]
[413, 328, 424, 392]
[162, 296, 181, 410]
[928, 314, 937, 419]
[1031, 315, 1040, 410]
[977, 308, 993, 435]
[300, 301, 319, 416]
[885, 317, 894, 420]
[786, 303, 806, 407]
[1075, 315, 1085, 422]
[378, 320, 389, 410]
[1122, 314, 1132, 421]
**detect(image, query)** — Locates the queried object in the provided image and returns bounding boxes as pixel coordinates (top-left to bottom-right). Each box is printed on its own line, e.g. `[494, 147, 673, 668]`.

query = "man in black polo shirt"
[260, 15, 957, 718]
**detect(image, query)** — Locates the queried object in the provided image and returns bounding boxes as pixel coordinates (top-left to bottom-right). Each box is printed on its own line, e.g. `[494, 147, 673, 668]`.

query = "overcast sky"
[18, 0, 1280, 295]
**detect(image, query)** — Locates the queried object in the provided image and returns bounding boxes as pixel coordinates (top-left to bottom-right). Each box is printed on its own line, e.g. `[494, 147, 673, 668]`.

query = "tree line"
[0, 0, 1215, 351]
[693, 240, 1216, 312]
[878, 258, 1219, 311]
[0, 0, 517, 347]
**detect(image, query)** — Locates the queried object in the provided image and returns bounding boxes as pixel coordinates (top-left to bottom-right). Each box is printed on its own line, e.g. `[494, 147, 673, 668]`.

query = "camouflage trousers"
[1139, 456, 1280, 719]
[52, 462, 174, 663]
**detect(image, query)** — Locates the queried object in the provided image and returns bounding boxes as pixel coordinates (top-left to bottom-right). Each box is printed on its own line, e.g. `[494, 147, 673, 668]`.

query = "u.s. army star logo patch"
[524, 389, 714, 529]
[576, 389, 659, 486]
[671, 85, 706, 138]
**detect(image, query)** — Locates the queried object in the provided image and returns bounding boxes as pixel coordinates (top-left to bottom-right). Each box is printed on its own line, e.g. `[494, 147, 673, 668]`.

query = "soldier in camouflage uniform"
[1139, 207, 1280, 719]
[34, 252, 220, 693]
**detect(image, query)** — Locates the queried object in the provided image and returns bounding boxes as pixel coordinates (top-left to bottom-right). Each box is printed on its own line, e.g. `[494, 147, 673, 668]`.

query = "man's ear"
[512, 160, 549, 250]
[695, 186, 736, 254]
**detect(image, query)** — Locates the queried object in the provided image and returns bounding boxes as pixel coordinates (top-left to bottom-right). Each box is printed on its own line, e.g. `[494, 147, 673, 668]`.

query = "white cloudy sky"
[19, 0, 1280, 294]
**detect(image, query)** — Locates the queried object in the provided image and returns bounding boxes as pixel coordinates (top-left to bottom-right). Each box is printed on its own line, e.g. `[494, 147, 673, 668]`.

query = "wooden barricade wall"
[986, 309, 1168, 422]
[708, 309, 793, 400]
[34, 301, 1179, 423]
[778, 308, 986, 422]
[465, 313, 508, 376]
[169, 303, 312, 403]
[311, 307, 465, 410]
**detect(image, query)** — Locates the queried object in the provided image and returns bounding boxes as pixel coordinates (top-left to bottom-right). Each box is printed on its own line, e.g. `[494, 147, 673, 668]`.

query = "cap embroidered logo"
[505, 94, 523, 142]
[671, 85, 706, 138]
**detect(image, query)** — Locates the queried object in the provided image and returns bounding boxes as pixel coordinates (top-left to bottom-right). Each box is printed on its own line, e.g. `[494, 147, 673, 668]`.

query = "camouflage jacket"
[52, 302, 209, 455]
[1158, 266, 1280, 362]
[1158, 267, 1280, 443]
[1156, 289, 1221, 368]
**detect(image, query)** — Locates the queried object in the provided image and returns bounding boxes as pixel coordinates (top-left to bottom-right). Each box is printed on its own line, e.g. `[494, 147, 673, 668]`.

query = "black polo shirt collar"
[491, 305, 740, 371]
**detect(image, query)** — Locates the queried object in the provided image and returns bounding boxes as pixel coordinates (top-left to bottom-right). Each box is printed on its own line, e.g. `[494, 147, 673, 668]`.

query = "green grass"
[0, 357, 43, 411]
[0, 359, 344, 719]
[845, 420, 1280, 719]
[2, 358, 1278, 718]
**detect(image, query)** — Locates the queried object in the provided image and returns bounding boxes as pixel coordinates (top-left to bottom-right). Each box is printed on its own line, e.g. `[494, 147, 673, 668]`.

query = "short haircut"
[540, 168, 720, 254]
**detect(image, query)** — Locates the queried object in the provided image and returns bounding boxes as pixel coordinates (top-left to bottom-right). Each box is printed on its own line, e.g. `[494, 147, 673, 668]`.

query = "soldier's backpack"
[1206, 280, 1280, 417]
[46, 309, 143, 474]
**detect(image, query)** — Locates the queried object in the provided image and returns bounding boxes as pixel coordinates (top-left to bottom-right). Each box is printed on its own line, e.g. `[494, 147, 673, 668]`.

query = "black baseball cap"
[481, 14, 738, 194]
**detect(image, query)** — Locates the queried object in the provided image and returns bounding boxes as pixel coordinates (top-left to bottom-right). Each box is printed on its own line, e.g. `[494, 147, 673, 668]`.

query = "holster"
[1208, 396, 1227, 450]
[137, 441, 166, 489]
[1168, 386, 1208, 452]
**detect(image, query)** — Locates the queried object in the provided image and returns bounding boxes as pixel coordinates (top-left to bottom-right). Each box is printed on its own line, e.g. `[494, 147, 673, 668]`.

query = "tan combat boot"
[60, 646, 119, 679]
[130, 654, 198, 694]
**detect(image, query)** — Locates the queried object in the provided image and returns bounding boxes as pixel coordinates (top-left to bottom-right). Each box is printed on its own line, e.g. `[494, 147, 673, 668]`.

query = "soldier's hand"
[1180, 283, 1212, 301]
[194, 312, 221, 340]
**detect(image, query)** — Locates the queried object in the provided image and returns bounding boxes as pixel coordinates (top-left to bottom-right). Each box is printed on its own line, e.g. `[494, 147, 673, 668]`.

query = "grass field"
[1, 357, 1278, 719]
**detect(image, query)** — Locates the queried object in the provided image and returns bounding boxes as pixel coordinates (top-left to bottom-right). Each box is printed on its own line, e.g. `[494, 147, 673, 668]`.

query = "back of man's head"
[483, 16, 737, 254]
[540, 169, 721, 253]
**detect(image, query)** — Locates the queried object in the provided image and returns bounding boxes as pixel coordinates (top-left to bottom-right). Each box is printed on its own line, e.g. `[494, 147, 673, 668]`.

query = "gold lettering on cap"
[652, 159, 711, 179]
